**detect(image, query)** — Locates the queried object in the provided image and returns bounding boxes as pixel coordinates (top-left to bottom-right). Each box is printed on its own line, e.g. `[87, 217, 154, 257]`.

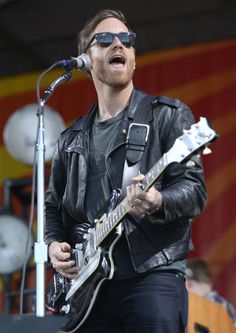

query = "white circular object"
[3, 104, 65, 165]
[0, 214, 34, 274]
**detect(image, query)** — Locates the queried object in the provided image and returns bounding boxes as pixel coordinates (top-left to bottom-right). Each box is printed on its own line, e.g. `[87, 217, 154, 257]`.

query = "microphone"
[56, 53, 91, 72]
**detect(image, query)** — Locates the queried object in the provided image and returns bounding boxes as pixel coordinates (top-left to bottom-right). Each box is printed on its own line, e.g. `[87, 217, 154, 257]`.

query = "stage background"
[0, 37, 236, 313]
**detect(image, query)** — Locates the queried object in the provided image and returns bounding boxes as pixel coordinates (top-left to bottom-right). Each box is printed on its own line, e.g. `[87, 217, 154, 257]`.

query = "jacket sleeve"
[45, 136, 68, 244]
[148, 101, 207, 224]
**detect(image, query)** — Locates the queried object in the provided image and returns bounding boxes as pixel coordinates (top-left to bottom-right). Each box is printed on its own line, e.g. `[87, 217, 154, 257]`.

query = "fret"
[95, 201, 127, 245]
[122, 205, 125, 214]
[117, 208, 121, 219]
[141, 154, 168, 190]
[108, 215, 112, 229]
[95, 232, 98, 245]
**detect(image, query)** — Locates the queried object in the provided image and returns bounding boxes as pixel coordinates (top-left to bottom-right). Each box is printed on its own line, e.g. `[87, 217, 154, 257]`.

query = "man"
[186, 258, 236, 326]
[45, 9, 207, 333]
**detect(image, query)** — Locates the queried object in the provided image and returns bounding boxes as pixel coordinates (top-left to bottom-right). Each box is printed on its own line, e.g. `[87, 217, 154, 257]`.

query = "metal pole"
[34, 100, 48, 317]
[34, 70, 72, 317]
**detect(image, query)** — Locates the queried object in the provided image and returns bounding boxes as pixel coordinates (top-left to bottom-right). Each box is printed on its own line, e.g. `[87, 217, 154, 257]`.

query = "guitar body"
[47, 225, 122, 332]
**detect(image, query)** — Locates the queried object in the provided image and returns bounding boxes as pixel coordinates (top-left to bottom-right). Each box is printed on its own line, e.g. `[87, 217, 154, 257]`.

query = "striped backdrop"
[0, 38, 236, 311]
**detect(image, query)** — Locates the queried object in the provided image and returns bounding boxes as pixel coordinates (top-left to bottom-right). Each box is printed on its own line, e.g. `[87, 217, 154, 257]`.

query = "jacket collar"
[70, 88, 148, 132]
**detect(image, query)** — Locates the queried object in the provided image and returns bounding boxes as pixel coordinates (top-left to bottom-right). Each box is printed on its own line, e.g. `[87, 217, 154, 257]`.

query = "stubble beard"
[98, 61, 134, 89]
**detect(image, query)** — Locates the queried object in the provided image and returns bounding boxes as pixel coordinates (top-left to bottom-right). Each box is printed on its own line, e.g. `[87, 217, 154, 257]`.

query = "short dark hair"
[186, 258, 212, 284]
[78, 9, 132, 54]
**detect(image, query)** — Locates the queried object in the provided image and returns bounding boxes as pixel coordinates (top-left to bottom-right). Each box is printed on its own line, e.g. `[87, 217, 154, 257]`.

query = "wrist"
[146, 194, 163, 215]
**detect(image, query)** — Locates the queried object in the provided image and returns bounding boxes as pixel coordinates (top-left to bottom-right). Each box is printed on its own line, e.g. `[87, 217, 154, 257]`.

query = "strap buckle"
[126, 123, 150, 144]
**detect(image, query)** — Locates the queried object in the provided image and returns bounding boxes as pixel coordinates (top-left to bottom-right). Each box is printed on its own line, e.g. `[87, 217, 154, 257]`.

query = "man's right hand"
[48, 241, 79, 279]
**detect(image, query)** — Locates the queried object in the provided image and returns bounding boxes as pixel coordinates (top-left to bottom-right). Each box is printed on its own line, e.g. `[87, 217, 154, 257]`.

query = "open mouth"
[109, 55, 126, 67]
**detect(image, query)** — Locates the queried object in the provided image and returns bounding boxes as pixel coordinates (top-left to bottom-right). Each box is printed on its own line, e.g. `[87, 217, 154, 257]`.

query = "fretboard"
[95, 153, 168, 246]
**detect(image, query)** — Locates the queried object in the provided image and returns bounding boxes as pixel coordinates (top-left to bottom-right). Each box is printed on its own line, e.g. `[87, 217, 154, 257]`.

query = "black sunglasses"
[84, 32, 136, 52]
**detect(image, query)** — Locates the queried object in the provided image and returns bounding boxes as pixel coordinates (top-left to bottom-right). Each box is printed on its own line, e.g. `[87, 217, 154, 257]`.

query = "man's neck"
[96, 83, 133, 122]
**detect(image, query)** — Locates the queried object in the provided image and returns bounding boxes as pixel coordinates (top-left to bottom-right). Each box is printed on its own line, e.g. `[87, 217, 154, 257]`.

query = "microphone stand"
[34, 70, 72, 317]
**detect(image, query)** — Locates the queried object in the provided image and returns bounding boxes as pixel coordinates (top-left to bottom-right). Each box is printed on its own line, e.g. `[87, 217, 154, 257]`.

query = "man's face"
[86, 18, 136, 89]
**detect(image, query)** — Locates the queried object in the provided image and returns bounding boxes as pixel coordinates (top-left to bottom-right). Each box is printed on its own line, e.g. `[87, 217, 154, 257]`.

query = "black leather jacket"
[45, 88, 207, 273]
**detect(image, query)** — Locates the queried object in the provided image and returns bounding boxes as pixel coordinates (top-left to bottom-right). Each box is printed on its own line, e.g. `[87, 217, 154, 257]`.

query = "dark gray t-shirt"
[85, 111, 124, 223]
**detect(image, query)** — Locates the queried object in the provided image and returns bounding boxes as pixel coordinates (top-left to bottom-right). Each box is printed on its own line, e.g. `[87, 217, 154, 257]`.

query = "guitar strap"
[122, 95, 156, 190]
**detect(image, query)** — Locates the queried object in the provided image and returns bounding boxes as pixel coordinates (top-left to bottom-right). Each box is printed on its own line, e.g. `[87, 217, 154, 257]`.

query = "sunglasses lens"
[97, 33, 114, 47]
[118, 33, 131, 47]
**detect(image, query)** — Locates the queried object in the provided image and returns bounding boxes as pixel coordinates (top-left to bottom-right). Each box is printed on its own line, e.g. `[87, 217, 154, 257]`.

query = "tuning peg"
[83, 233, 91, 240]
[202, 146, 212, 155]
[186, 160, 195, 167]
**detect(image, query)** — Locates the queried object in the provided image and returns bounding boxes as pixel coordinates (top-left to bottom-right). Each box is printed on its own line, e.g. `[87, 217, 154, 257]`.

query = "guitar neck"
[95, 154, 168, 246]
